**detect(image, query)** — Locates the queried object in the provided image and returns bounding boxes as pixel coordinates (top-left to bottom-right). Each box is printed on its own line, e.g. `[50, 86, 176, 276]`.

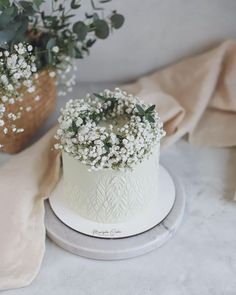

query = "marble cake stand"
[45, 166, 185, 260]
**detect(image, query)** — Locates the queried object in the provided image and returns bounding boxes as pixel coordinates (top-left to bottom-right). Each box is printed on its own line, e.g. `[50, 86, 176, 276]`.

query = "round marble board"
[45, 165, 185, 260]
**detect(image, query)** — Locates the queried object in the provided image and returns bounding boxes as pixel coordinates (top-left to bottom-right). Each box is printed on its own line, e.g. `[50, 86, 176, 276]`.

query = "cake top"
[55, 88, 165, 171]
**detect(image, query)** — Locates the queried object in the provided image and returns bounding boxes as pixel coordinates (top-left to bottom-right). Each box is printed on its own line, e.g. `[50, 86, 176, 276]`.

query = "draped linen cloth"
[1, 40, 236, 290]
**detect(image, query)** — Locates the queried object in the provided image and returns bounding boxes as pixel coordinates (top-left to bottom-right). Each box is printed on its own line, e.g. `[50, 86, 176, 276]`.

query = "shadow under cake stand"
[45, 164, 185, 260]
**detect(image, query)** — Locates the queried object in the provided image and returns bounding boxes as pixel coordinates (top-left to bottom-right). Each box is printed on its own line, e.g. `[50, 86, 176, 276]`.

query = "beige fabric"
[1, 40, 236, 290]
[0, 127, 61, 290]
[123, 40, 236, 147]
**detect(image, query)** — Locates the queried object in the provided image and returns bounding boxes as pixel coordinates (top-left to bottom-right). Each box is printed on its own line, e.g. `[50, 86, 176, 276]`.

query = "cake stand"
[45, 164, 185, 260]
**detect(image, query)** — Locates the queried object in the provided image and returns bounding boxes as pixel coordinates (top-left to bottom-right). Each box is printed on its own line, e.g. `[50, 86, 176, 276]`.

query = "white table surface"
[1, 83, 236, 295]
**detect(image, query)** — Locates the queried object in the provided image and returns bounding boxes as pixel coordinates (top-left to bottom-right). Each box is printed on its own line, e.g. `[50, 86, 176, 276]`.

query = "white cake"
[62, 143, 160, 223]
[55, 88, 165, 225]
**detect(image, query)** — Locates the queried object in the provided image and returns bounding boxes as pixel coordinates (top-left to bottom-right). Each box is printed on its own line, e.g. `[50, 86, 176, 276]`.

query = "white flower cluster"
[55, 88, 166, 171]
[0, 43, 38, 138]
[56, 56, 77, 96]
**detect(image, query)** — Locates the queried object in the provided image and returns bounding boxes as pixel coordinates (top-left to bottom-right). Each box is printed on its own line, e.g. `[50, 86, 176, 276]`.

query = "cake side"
[62, 143, 160, 223]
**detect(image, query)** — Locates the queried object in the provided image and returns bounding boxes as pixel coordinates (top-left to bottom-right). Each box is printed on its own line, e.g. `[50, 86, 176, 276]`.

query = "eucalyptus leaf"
[146, 105, 155, 113]
[74, 46, 83, 58]
[85, 12, 94, 19]
[136, 104, 145, 115]
[0, 30, 15, 43]
[0, 13, 12, 29]
[46, 38, 56, 49]
[67, 41, 76, 57]
[73, 21, 88, 41]
[146, 115, 155, 123]
[19, 1, 35, 16]
[47, 49, 53, 64]
[71, 0, 81, 9]
[33, 0, 45, 10]
[86, 39, 96, 48]
[93, 13, 99, 21]
[13, 18, 28, 42]
[93, 93, 106, 100]
[0, 5, 18, 29]
[111, 13, 124, 29]
[94, 19, 109, 39]
[0, 0, 10, 9]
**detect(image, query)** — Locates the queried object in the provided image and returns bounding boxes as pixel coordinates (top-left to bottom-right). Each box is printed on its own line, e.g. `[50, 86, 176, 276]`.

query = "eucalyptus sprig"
[136, 104, 156, 123]
[0, 0, 125, 70]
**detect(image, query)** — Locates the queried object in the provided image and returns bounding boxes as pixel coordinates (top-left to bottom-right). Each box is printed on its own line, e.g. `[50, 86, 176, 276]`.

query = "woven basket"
[0, 69, 56, 154]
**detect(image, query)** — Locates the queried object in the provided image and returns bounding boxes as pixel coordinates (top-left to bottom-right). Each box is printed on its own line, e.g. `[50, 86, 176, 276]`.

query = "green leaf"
[94, 19, 109, 39]
[67, 40, 76, 57]
[46, 38, 56, 49]
[85, 12, 93, 19]
[61, 14, 75, 22]
[0, 4, 18, 29]
[104, 138, 112, 153]
[104, 144, 110, 153]
[146, 105, 155, 113]
[93, 93, 106, 100]
[11, 17, 28, 42]
[74, 46, 83, 58]
[73, 21, 88, 41]
[0, 0, 10, 9]
[111, 13, 125, 29]
[86, 39, 96, 48]
[146, 115, 155, 123]
[136, 104, 145, 115]
[19, 1, 35, 16]
[33, 0, 44, 9]
[93, 13, 99, 21]
[68, 120, 78, 133]
[71, 0, 81, 9]
[0, 30, 15, 43]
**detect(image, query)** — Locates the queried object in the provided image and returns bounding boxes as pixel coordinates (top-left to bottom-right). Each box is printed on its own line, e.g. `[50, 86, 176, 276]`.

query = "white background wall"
[45, 0, 236, 82]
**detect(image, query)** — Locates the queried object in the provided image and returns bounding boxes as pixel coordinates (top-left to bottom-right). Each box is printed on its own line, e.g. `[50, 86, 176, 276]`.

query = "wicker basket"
[0, 69, 56, 154]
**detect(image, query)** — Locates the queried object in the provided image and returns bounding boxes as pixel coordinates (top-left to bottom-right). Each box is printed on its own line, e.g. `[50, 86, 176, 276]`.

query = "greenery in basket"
[0, 0, 124, 147]
[0, 0, 124, 69]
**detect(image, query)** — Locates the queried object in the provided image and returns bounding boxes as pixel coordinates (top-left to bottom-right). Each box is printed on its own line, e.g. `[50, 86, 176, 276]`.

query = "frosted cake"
[55, 88, 165, 223]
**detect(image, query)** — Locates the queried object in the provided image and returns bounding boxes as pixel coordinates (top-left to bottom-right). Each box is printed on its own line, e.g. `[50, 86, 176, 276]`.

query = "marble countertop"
[1, 84, 236, 295]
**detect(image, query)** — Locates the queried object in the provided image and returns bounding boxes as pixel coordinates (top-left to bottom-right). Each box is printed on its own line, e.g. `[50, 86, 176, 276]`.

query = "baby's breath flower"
[27, 45, 33, 52]
[55, 88, 165, 171]
[0, 104, 6, 113]
[27, 86, 35, 93]
[0, 43, 39, 147]
[52, 46, 59, 53]
[34, 95, 41, 101]
[49, 71, 56, 78]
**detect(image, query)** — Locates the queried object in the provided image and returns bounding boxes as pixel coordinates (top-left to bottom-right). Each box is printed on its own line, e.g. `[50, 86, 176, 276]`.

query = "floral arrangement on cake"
[55, 88, 166, 171]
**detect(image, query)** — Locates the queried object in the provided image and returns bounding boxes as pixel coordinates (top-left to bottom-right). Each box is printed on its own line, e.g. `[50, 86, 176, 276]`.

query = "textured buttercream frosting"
[62, 143, 160, 223]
